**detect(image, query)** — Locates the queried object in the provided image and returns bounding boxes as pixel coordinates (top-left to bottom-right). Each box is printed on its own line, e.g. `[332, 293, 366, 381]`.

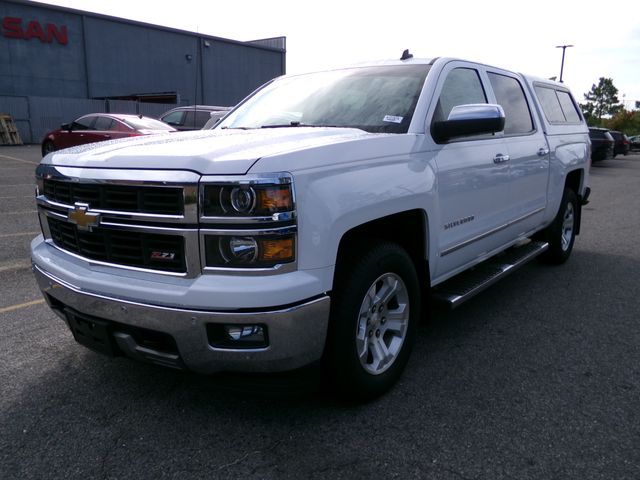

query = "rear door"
[486, 70, 549, 235]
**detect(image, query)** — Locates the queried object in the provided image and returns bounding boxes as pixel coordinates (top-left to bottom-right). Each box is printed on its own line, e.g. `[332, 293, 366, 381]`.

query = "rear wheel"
[324, 241, 420, 401]
[540, 188, 578, 264]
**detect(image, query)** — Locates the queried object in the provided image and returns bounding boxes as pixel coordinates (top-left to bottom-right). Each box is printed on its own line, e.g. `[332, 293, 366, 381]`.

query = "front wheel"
[540, 188, 578, 264]
[324, 242, 420, 401]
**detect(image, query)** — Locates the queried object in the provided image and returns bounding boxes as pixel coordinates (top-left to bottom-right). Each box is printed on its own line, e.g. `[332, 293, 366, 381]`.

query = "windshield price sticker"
[383, 115, 403, 124]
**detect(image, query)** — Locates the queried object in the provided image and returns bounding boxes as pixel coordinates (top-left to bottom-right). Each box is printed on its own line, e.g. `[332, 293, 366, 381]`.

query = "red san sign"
[2, 17, 68, 45]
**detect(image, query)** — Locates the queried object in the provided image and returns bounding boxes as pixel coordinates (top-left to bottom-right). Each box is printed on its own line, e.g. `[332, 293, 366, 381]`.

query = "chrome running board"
[432, 240, 549, 309]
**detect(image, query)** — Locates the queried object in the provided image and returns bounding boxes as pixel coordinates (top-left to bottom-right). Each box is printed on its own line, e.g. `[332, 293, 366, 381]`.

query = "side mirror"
[431, 104, 505, 143]
[61, 123, 72, 131]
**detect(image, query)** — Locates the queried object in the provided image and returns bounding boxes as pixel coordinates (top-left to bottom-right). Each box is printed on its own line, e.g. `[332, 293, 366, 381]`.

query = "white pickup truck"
[32, 56, 590, 400]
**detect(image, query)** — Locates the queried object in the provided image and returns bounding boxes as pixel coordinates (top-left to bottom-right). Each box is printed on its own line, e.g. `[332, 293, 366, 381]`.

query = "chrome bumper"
[33, 264, 331, 373]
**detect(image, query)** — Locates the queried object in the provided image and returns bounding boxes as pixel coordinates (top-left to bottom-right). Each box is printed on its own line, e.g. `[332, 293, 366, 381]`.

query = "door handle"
[493, 154, 510, 164]
[537, 147, 550, 156]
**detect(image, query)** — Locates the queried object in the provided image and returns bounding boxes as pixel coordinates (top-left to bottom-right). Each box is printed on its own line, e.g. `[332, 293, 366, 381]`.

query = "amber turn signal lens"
[259, 237, 294, 262]
[257, 187, 293, 213]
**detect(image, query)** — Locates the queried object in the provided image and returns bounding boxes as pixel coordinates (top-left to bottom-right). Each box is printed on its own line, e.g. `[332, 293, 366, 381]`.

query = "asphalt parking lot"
[1, 145, 639, 479]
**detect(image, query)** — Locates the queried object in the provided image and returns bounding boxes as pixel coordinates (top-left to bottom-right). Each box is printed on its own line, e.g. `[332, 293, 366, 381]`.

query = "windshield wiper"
[220, 126, 255, 130]
[260, 121, 339, 128]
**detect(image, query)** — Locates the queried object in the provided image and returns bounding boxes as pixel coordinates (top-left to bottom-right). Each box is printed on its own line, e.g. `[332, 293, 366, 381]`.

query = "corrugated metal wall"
[1, 0, 285, 143]
[0, 95, 175, 144]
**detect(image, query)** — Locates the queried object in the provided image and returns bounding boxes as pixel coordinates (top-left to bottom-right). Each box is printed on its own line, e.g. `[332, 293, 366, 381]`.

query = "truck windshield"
[217, 65, 430, 134]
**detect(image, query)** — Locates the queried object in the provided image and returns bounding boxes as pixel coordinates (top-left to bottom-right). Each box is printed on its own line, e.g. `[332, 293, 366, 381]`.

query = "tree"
[580, 78, 624, 124]
[603, 109, 640, 136]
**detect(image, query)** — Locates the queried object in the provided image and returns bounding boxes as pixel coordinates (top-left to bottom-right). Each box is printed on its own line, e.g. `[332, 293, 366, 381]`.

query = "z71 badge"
[150, 251, 176, 261]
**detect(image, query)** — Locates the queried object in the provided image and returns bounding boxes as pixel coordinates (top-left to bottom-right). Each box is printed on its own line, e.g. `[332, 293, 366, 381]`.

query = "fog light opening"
[206, 323, 268, 349]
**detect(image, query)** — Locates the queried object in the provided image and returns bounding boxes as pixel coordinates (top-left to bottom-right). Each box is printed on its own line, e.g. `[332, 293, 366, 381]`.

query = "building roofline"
[5, 0, 286, 53]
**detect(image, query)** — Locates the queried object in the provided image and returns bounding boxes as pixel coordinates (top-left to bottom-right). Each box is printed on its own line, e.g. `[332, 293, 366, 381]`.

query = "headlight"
[204, 233, 295, 268]
[202, 181, 293, 218]
[200, 174, 297, 271]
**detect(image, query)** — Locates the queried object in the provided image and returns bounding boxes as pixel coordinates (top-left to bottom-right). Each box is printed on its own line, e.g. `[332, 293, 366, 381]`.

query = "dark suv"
[589, 127, 615, 162]
[159, 105, 231, 131]
[609, 130, 630, 157]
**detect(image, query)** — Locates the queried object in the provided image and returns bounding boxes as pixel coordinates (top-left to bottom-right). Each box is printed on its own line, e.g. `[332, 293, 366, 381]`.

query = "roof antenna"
[400, 49, 413, 61]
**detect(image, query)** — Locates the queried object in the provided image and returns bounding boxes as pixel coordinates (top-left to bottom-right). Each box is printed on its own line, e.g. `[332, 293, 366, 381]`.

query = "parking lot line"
[0, 231, 39, 238]
[0, 299, 45, 315]
[0, 260, 33, 272]
[3, 176, 37, 181]
[0, 153, 39, 165]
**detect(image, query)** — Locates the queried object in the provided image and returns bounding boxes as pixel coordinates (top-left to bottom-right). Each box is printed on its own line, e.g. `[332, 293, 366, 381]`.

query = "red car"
[41, 113, 176, 156]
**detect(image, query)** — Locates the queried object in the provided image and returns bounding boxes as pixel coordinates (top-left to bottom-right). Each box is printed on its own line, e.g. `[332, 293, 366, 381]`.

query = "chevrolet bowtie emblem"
[68, 203, 100, 231]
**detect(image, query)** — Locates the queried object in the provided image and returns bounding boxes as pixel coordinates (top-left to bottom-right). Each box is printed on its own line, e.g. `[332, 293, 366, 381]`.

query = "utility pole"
[555, 45, 574, 83]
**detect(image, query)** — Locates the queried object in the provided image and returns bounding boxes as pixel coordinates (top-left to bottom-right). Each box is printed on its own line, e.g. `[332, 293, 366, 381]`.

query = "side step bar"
[431, 240, 549, 309]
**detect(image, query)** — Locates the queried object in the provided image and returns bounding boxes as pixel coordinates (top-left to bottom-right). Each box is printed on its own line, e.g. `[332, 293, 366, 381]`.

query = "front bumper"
[33, 264, 331, 374]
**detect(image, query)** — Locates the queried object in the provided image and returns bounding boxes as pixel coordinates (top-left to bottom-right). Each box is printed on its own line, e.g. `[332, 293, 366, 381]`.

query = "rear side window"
[556, 91, 581, 122]
[534, 85, 582, 124]
[534, 87, 565, 123]
[184, 110, 212, 129]
[488, 73, 533, 135]
[94, 117, 114, 131]
[434, 68, 487, 122]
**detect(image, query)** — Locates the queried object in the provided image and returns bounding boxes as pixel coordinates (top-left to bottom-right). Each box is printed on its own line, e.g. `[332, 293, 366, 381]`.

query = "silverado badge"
[68, 203, 100, 231]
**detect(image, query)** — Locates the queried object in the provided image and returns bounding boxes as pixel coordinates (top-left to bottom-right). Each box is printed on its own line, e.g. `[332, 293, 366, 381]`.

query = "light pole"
[555, 45, 574, 83]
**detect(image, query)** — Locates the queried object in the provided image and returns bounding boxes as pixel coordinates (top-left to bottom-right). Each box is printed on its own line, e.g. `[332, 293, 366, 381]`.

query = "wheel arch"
[333, 209, 430, 292]
[564, 168, 584, 235]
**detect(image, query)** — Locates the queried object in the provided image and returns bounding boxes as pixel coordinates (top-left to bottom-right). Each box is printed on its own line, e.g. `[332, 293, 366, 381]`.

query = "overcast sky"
[39, 0, 640, 108]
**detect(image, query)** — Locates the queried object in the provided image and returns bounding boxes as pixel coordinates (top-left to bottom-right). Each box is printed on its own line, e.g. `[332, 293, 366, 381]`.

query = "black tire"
[42, 140, 55, 157]
[324, 241, 420, 402]
[540, 188, 578, 264]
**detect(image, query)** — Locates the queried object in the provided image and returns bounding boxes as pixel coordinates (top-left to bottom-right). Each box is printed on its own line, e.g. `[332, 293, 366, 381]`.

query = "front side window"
[218, 65, 431, 134]
[433, 68, 487, 122]
[71, 116, 95, 130]
[161, 111, 184, 126]
[488, 73, 533, 135]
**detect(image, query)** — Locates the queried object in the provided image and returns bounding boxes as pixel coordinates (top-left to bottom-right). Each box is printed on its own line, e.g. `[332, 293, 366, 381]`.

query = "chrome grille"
[43, 179, 184, 215]
[47, 217, 186, 273]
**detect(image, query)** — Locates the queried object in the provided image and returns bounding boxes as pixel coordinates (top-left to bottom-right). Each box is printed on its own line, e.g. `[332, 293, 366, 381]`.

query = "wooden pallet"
[0, 114, 23, 145]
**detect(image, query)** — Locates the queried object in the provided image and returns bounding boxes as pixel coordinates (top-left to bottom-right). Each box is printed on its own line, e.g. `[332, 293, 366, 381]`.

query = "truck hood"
[42, 128, 371, 174]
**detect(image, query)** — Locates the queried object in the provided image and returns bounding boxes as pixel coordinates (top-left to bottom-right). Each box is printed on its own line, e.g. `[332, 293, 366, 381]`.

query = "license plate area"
[65, 310, 118, 356]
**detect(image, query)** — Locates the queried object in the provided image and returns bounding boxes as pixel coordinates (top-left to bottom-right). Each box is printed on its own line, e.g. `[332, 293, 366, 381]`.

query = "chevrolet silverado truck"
[31, 56, 590, 400]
